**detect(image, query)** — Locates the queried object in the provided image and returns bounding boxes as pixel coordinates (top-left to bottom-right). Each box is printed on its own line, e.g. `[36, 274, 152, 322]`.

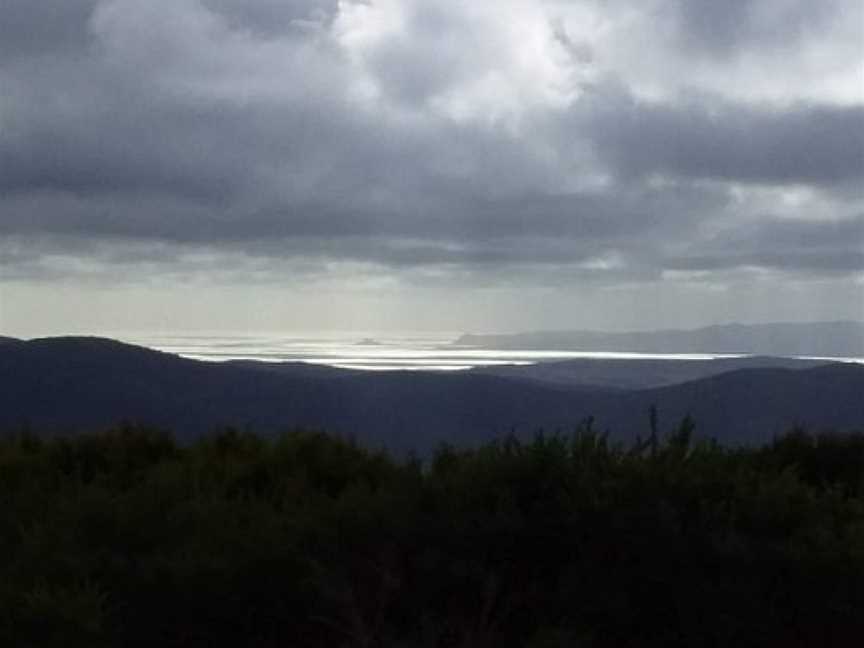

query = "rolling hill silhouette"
[1, 337, 861, 453]
[470, 355, 830, 389]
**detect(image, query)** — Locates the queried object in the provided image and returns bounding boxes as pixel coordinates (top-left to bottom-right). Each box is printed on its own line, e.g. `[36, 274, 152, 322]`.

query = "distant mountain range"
[1, 336, 862, 454]
[456, 321, 864, 357]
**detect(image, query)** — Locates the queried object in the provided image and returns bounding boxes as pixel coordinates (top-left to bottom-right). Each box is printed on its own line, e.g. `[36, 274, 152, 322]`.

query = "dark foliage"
[0, 422, 862, 646]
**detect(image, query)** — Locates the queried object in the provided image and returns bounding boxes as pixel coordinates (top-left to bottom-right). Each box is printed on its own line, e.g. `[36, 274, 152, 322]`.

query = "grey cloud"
[732, 218, 864, 250]
[667, 251, 864, 274]
[665, 0, 851, 57]
[357, 3, 513, 107]
[664, 216, 864, 274]
[0, 0, 861, 300]
[0, 91, 284, 201]
[697, 216, 864, 255]
[0, 0, 98, 62]
[0, 177, 726, 256]
[584, 87, 864, 186]
[202, 0, 339, 35]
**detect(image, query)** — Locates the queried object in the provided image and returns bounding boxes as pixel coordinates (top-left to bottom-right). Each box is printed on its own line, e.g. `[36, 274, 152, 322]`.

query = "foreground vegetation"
[1, 422, 863, 646]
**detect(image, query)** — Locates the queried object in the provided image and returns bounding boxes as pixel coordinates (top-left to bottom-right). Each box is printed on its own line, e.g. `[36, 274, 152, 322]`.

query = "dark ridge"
[471, 354, 832, 389]
[223, 359, 362, 378]
[612, 364, 864, 445]
[1, 336, 862, 453]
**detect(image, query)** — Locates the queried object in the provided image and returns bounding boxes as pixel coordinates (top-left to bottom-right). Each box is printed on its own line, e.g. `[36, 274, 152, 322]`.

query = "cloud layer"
[1, 0, 862, 332]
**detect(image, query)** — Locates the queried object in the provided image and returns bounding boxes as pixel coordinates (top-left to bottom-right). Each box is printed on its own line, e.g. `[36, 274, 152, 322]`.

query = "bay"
[106, 330, 756, 371]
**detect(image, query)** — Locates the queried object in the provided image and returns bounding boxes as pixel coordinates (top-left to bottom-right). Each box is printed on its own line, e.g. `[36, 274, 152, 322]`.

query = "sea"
[107, 330, 772, 371]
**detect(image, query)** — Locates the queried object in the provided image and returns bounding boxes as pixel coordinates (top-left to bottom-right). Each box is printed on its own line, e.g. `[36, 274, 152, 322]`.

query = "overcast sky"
[1, 0, 862, 336]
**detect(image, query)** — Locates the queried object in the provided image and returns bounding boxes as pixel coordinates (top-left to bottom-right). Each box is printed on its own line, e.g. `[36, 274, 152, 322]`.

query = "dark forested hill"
[606, 363, 864, 444]
[1, 337, 862, 452]
[0, 337, 606, 451]
[471, 355, 828, 389]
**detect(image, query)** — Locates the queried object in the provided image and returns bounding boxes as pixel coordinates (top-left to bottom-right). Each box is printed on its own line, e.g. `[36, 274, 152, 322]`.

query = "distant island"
[354, 337, 383, 346]
[455, 321, 864, 358]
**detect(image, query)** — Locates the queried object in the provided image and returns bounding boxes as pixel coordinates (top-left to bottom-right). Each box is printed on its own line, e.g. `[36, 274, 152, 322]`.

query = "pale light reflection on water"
[108, 331, 767, 371]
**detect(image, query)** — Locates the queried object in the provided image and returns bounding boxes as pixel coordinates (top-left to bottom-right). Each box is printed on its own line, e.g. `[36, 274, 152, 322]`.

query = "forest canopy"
[1, 423, 862, 647]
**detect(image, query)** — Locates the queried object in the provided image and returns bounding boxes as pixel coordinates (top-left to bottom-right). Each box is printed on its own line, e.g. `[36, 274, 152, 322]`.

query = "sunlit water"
[102, 331, 811, 371]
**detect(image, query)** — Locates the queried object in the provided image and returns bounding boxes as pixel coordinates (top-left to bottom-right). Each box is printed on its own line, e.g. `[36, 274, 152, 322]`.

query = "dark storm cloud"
[583, 86, 864, 186]
[691, 216, 864, 257]
[0, 0, 861, 290]
[0, 177, 727, 257]
[667, 251, 864, 274]
[664, 217, 864, 274]
[0, 92, 285, 201]
[0, 0, 98, 61]
[202, 0, 339, 34]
